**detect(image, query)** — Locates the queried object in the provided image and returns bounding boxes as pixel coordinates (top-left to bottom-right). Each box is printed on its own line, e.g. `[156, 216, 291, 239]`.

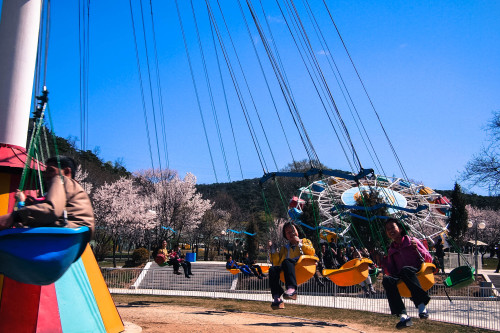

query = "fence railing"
[102, 267, 499, 331]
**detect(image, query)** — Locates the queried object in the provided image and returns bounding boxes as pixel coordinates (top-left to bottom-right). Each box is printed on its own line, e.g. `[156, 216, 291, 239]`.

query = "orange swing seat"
[322, 258, 373, 286]
[259, 264, 271, 274]
[279, 255, 319, 286]
[397, 262, 436, 297]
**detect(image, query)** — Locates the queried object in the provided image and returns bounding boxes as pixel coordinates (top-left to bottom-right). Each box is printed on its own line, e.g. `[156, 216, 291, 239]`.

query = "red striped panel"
[36, 283, 62, 333]
[0, 276, 41, 333]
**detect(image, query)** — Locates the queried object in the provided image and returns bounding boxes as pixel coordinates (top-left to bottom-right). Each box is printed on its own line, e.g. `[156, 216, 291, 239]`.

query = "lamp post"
[468, 220, 486, 278]
[221, 230, 226, 256]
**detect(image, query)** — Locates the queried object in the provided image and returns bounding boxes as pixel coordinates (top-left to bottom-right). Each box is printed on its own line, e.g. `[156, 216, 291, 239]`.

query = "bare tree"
[462, 111, 500, 194]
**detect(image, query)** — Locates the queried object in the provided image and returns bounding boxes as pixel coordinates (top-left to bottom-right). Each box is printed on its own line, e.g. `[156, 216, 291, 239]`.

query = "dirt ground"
[117, 302, 394, 333]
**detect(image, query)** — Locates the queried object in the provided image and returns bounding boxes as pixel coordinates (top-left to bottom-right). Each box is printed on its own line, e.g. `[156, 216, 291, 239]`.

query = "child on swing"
[267, 222, 315, 309]
[382, 218, 433, 329]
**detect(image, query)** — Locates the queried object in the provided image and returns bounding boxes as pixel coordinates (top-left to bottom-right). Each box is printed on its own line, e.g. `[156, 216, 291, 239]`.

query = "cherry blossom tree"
[135, 169, 212, 247]
[93, 177, 153, 266]
[466, 205, 500, 247]
[75, 165, 93, 194]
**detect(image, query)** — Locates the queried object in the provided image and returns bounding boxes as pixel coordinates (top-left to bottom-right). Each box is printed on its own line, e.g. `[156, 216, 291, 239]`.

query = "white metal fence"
[102, 267, 500, 331]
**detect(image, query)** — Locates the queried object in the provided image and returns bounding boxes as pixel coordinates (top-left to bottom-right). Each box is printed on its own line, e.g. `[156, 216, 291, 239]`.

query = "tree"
[75, 165, 93, 195]
[462, 110, 500, 194]
[298, 202, 321, 253]
[448, 183, 469, 245]
[245, 211, 270, 259]
[466, 205, 500, 247]
[92, 177, 152, 267]
[350, 188, 389, 250]
[135, 169, 212, 246]
[197, 208, 230, 260]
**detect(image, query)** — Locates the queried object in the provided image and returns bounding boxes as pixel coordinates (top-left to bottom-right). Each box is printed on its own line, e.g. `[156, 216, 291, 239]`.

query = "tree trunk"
[112, 239, 117, 268]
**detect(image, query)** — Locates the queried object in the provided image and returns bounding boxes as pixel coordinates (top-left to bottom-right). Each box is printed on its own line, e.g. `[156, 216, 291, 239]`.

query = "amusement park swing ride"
[0, 1, 476, 332]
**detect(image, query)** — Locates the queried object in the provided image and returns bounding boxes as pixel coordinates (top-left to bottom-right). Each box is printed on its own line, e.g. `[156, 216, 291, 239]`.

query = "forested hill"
[197, 179, 500, 220]
[29, 123, 130, 188]
[196, 176, 315, 220]
[436, 189, 500, 210]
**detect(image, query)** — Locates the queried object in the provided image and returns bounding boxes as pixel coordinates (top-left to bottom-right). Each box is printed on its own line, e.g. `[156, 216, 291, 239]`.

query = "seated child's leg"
[382, 275, 406, 316]
[399, 266, 430, 307]
[269, 266, 283, 297]
[281, 258, 297, 291]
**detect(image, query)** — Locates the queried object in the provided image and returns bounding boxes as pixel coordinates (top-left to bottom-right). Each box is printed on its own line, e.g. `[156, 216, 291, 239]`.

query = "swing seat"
[397, 262, 436, 297]
[226, 268, 241, 275]
[322, 258, 373, 286]
[296, 187, 312, 200]
[419, 187, 434, 195]
[444, 266, 475, 289]
[320, 230, 337, 243]
[259, 264, 271, 274]
[155, 253, 167, 266]
[311, 181, 326, 192]
[0, 226, 91, 285]
[279, 255, 319, 286]
[369, 267, 380, 279]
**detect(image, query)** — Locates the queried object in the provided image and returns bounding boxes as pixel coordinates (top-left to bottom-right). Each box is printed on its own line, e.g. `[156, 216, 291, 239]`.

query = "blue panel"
[288, 208, 302, 220]
[55, 259, 106, 333]
[0, 227, 90, 285]
[311, 181, 325, 192]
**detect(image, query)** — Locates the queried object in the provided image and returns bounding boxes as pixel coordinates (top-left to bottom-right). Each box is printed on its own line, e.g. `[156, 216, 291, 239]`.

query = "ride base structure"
[0, 147, 124, 332]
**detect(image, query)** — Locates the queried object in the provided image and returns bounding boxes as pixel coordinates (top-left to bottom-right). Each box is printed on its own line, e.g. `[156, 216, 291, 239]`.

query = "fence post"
[213, 271, 216, 299]
[467, 285, 470, 327]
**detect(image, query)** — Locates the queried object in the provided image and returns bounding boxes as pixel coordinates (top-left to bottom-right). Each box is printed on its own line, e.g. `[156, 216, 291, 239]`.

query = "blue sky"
[3, 1, 499, 194]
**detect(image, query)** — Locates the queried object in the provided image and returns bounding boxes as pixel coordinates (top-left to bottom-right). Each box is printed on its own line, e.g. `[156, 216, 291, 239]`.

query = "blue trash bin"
[185, 252, 196, 262]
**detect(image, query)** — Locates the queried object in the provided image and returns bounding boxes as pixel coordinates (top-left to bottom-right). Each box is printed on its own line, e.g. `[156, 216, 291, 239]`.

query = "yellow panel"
[81, 245, 124, 333]
[0, 173, 11, 215]
[419, 187, 434, 195]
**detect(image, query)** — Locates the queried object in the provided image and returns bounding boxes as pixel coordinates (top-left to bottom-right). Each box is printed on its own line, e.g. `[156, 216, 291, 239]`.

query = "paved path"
[108, 262, 500, 331]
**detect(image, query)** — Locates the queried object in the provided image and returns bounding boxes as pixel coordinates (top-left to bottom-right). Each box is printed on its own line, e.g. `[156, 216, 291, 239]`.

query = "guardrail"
[102, 267, 499, 331]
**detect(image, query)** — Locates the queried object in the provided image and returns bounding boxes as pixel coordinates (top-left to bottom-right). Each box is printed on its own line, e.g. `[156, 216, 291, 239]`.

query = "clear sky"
[2, 1, 499, 194]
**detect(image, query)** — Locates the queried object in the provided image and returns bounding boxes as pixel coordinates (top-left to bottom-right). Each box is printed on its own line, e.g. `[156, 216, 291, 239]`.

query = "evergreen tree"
[448, 183, 469, 243]
[245, 218, 259, 260]
[298, 202, 321, 254]
[351, 188, 389, 250]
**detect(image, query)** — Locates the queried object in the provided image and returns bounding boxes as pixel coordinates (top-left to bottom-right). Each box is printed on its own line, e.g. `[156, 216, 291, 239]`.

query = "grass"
[482, 257, 499, 270]
[98, 260, 128, 268]
[112, 294, 494, 333]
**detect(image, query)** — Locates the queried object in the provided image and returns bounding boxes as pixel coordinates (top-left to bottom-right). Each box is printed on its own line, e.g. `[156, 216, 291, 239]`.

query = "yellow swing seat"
[226, 268, 241, 275]
[279, 255, 319, 286]
[322, 258, 373, 286]
[397, 262, 436, 297]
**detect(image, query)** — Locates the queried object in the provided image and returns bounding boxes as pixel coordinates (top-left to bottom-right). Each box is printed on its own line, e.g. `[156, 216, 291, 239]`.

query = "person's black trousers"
[269, 258, 297, 297]
[168, 259, 180, 272]
[181, 261, 192, 276]
[382, 266, 431, 315]
[250, 264, 263, 276]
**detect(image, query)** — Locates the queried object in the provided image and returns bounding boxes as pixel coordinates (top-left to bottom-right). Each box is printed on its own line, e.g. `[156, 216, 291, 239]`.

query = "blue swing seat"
[0, 226, 91, 285]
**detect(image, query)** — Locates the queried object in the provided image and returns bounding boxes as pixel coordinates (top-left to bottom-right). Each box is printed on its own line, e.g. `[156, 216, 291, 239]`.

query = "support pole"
[0, 0, 41, 148]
